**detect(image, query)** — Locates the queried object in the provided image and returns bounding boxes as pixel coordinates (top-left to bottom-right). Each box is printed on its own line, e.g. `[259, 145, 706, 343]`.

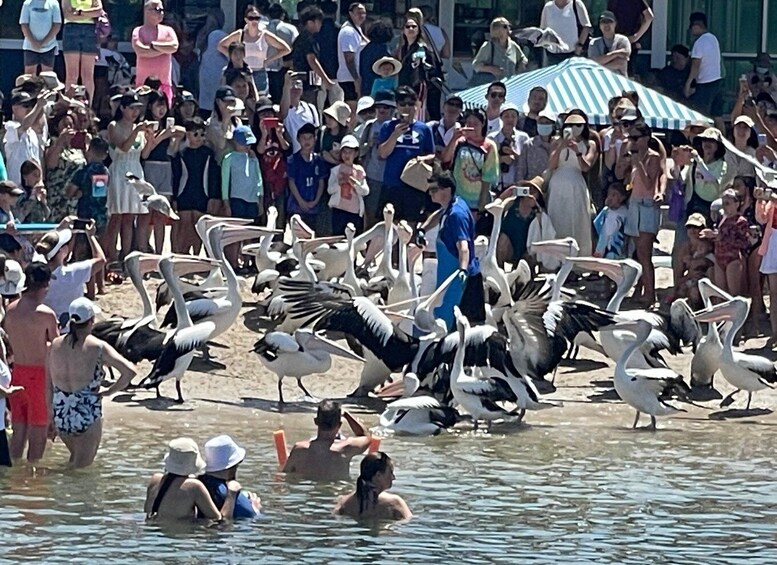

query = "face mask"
[537, 123, 554, 137]
[756, 67, 770, 75]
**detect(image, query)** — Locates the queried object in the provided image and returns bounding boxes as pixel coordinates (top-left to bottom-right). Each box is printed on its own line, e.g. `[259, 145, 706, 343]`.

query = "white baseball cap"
[68, 296, 101, 323]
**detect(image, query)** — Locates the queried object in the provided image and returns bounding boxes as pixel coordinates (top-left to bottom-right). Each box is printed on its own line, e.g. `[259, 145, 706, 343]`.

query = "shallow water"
[2, 405, 777, 564]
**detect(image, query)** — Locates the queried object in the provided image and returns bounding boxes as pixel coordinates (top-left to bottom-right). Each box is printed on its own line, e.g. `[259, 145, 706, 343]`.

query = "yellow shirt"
[64, 0, 95, 24]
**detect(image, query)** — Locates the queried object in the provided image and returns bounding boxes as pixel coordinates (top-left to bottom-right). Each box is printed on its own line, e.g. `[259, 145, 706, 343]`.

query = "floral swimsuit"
[53, 348, 105, 436]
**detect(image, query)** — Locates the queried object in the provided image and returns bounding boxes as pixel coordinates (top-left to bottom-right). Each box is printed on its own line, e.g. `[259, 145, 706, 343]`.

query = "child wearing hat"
[593, 182, 629, 260]
[370, 56, 401, 97]
[670, 212, 714, 309]
[327, 134, 369, 235]
[319, 101, 352, 168]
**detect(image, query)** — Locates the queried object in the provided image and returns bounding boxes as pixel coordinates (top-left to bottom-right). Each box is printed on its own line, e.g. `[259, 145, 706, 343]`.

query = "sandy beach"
[97, 228, 777, 434]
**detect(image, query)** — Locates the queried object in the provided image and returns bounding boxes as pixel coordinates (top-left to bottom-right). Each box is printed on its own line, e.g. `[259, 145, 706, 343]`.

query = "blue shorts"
[229, 198, 261, 220]
[625, 197, 660, 236]
[62, 23, 98, 54]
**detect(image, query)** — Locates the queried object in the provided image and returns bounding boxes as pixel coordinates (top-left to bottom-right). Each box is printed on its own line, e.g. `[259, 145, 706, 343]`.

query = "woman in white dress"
[546, 112, 599, 256]
[104, 91, 154, 265]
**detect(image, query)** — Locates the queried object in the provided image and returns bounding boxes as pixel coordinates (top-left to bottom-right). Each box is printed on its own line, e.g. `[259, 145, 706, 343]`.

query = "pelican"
[376, 373, 458, 436]
[125, 172, 179, 220]
[690, 278, 731, 393]
[139, 255, 217, 403]
[482, 195, 516, 305]
[605, 320, 692, 430]
[365, 204, 398, 295]
[450, 307, 514, 431]
[252, 329, 364, 405]
[694, 297, 777, 410]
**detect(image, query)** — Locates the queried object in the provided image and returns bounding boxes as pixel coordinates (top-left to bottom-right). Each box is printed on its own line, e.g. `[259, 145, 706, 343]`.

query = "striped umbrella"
[457, 57, 712, 130]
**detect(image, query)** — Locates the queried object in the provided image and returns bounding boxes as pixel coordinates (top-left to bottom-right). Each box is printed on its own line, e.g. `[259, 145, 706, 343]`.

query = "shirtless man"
[145, 437, 239, 521]
[283, 400, 371, 481]
[3, 262, 59, 463]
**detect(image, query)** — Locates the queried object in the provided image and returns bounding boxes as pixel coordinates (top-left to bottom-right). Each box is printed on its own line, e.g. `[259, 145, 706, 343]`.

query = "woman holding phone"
[142, 90, 185, 254]
[104, 91, 154, 265]
[46, 110, 88, 222]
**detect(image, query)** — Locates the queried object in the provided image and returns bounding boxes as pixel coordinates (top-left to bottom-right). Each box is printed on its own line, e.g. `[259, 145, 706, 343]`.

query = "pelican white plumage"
[482, 195, 517, 306]
[690, 278, 731, 392]
[125, 172, 179, 220]
[139, 255, 217, 403]
[252, 329, 364, 405]
[377, 373, 458, 435]
[605, 320, 692, 430]
[694, 297, 777, 410]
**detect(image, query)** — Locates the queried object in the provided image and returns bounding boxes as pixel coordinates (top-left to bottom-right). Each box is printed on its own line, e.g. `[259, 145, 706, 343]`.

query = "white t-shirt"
[284, 101, 320, 153]
[691, 32, 722, 84]
[336, 22, 368, 83]
[44, 261, 93, 322]
[19, 0, 62, 53]
[2, 121, 43, 186]
[540, 0, 591, 54]
[487, 116, 502, 135]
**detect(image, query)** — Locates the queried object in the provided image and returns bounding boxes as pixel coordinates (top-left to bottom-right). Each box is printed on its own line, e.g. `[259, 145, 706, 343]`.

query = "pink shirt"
[133, 24, 178, 102]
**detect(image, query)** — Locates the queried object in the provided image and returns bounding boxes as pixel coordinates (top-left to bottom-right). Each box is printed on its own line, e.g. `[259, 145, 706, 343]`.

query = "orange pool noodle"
[274, 430, 288, 467]
[368, 437, 381, 453]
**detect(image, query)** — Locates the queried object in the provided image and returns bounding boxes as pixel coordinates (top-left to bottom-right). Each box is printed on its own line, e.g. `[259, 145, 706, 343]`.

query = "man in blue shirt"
[199, 435, 261, 519]
[420, 167, 485, 329]
[377, 86, 434, 222]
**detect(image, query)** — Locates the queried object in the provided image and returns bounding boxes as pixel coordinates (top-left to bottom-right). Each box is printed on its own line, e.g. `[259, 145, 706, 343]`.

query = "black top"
[317, 18, 341, 80]
[292, 30, 319, 90]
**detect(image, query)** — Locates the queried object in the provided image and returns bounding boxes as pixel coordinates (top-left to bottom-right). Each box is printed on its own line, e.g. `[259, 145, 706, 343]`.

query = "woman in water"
[48, 297, 135, 468]
[334, 452, 412, 521]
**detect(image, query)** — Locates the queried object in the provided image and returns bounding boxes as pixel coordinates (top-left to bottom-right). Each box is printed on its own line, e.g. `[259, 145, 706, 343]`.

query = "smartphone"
[166, 117, 175, 130]
[72, 218, 90, 231]
[758, 133, 768, 146]
[71, 130, 87, 151]
[512, 186, 531, 197]
[261, 117, 279, 130]
[309, 71, 322, 87]
[149, 121, 159, 132]
[563, 128, 573, 139]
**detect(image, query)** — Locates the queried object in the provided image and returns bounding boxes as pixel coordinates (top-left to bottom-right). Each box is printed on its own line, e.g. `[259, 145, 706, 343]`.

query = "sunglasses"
[147, 6, 164, 12]
[246, 15, 261, 21]
[397, 101, 415, 107]
[489, 92, 506, 99]
[405, 24, 418, 29]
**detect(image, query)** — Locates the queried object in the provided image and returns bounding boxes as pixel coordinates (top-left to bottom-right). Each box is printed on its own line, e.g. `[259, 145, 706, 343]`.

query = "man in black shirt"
[292, 7, 334, 104]
[659, 44, 691, 101]
[317, 1, 340, 84]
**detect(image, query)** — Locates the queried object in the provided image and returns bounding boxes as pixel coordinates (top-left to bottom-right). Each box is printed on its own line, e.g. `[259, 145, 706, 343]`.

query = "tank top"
[241, 29, 268, 71]
[66, 0, 94, 24]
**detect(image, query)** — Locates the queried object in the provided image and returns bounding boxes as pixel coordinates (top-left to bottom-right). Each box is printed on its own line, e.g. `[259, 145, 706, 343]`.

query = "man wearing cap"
[3, 90, 49, 186]
[588, 11, 631, 77]
[540, 0, 592, 65]
[659, 45, 691, 101]
[3, 262, 59, 463]
[199, 435, 261, 518]
[132, 0, 179, 104]
[517, 86, 548, 138]
[489, 103, 530, 190]
[685, 12, 721, 116]
[427, 94, 463, 159]
[360, 90, 395, 227]
[19, 0, 62, 75]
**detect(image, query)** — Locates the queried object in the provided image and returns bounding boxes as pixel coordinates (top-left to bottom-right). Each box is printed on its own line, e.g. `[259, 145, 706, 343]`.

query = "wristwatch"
[76, 8, 82, 15]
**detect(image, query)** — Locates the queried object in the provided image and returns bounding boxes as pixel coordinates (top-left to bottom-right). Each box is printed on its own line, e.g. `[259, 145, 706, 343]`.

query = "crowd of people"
[1, 0, 777, 524]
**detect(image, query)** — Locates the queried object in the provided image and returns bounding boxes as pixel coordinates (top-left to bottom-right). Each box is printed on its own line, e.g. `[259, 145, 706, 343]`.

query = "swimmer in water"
[282, 399, 371, 481]
[333, 452, 413, 521]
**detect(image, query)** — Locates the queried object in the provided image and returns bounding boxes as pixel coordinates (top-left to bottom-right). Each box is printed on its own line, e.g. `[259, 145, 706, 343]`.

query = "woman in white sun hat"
[146, 437, 241, 521]
[199, 434, 261, 518]
[48, 297, 136, 467]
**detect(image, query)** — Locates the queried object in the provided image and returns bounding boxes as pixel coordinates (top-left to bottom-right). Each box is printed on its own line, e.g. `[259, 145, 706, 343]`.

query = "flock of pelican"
[94, 194, 777, 432]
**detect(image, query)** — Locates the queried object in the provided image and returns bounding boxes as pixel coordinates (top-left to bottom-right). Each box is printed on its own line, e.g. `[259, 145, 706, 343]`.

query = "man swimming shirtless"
[3, 262, 59, 463]
[283, 400, 372, 481]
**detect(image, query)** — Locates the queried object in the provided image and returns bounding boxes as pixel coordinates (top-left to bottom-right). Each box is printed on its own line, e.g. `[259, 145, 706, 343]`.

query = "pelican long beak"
[300, 236, 345, 255]
[693, 299, 744, 323]
[418, 268, 459, 313]
[169, 254, 220, 276]
[567, 257, 623, 280]
[290, 215, 316, 240]
[220, 226, 282, 247]
[384, 310, 416, 322]
[380, 295, 430, 310]
[697, 277, 734, 305]
[137, 253, 162, 274]
[531, 238, 580, 260]
[376, 379, 406, 398]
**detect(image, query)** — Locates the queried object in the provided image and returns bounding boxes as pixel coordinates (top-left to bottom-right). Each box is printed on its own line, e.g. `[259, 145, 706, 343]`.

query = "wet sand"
[99, 229, 777, 433]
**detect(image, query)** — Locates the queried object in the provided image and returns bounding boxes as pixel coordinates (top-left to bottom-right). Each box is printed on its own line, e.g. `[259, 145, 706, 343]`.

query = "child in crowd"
[593, 182, 629, 259]
[287, 123, 327, 229]
[352, 96, 376, 141]
[67, 137, 111, 296]
[701, 188, 750, 297]
[327, 135, 369, 235]
[671, 213, 714, 309]
[370, 57, 401, 97]
[0, 181, 23, 227]
[319, 101, 351, 169]
[255, 98, 290, 230]
[172, 118, 220, 255]
[221, 124, 263, 268]
[15, 160, 51, 223]
[174, 91, 199, 126]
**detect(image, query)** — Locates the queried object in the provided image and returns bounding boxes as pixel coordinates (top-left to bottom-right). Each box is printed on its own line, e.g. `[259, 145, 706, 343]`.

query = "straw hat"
[164, 438, 207, 476]
[372, 56, 402, 77]
[563, 113, 587, 125]
[203, 435, 246, 473]
[519, 175, 545, 194]
[323, 101, 352, 127]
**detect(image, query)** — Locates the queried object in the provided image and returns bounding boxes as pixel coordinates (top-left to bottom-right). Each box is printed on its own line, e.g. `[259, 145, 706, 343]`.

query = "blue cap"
[233, 125, 257, 146]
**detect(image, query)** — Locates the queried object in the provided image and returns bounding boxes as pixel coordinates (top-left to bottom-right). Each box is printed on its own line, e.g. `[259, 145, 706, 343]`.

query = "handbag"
[400, 154, 436, 192]
[667, 177, 686, 222]
[95, 11, 112, 41]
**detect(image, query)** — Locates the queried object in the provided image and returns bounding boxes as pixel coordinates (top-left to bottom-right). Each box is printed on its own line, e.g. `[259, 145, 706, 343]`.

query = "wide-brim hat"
[203, 435, 246, 473]
[372, 56, 402, 77]
[563, 114, 587, 125]
[40, 71, 65, 91]
[696, 127, 723, 144]
[0, 259, 26, 296]
[519, 175, 545, 194]
[164, 438, 207, 476]
[323, 101, 352, 127]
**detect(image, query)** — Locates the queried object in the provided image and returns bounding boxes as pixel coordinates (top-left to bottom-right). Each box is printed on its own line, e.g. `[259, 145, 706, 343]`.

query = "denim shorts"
[62, 22, 98, 54]
[625, 197, 661, 236]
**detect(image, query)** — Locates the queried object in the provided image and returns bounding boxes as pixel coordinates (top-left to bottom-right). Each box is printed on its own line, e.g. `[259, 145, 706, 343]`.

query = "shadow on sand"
[708, 408, 773, 420]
